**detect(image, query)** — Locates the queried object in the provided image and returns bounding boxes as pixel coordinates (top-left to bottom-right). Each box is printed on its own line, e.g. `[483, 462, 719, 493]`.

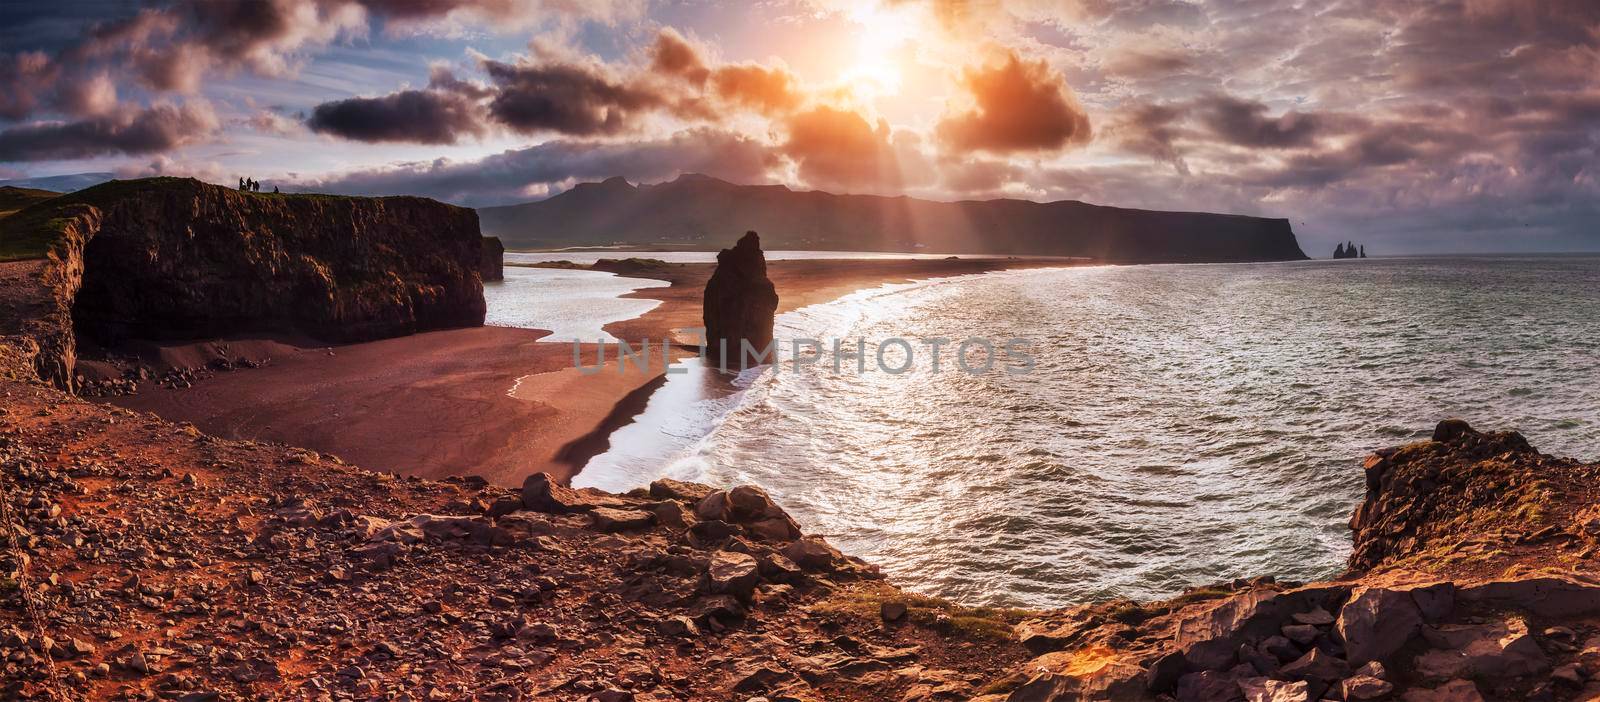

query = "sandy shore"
[105, 256, 1079, 486]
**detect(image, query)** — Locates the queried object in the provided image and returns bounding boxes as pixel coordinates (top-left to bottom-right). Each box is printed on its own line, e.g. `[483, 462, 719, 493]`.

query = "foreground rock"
[702, 230, 778, 369]
[5, 319, 1600, 702]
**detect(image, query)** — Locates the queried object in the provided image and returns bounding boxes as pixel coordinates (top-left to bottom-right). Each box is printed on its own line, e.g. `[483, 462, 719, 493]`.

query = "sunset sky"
[1, 0, 1597, 253]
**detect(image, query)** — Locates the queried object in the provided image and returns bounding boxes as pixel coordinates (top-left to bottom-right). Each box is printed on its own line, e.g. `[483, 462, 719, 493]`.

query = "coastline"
[101, 256, 1084, 487]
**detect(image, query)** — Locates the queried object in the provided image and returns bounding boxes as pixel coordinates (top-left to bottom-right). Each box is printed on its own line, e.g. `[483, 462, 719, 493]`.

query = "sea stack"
[703, 231, 779, 368]
[481, 236, 505, 282]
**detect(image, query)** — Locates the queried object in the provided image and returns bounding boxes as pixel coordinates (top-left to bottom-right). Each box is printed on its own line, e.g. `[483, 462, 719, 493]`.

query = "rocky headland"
[0, 178, 492, 392]
[478, 174, 1309, 263]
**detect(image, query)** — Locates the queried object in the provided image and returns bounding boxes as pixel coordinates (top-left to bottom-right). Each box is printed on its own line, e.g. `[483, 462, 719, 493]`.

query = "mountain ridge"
[479, 174, 1309, 263]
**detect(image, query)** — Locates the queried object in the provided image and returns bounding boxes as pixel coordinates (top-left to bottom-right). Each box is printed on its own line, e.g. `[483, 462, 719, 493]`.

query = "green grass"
[0, 177, 415, 262]
[809, 582, 1035, 641]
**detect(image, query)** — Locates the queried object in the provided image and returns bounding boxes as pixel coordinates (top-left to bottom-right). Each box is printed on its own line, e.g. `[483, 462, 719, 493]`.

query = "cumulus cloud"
[711, 64, 802, 116]
[0, 101, 219, 162]
[296, 128, 777, 206]
[782, 107, 917, 192]
[936, 52, 1092, 154]
[650, 28, 710, 85]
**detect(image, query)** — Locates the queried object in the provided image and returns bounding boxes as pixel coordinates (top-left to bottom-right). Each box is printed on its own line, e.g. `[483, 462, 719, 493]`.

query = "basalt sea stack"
[703, 231, 779, 368]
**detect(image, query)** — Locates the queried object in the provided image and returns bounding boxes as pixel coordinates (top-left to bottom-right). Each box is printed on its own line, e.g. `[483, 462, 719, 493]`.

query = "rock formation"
[481, 236, 505, 281]
[1334, 241, 1369, 259]
[702, 231, 778, 368]
[0, 177, 487, 390]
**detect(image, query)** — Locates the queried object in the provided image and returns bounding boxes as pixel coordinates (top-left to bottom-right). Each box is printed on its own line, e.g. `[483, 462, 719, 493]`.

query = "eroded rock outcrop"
[994, 420, 1600, 702]
[702, 230, 778, 368]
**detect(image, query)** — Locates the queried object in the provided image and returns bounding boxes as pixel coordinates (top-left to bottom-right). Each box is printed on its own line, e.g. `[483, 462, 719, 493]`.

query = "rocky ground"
[10, 345, 1600, 701]
[0, 367, 1038, 701]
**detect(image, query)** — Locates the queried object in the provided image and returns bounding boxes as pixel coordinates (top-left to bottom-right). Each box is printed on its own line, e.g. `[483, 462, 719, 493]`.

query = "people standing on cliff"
[239, 177, 247, 191]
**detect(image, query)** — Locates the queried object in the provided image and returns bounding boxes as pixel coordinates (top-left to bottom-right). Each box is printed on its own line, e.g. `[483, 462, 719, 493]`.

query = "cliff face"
[0, 178, 487, 390]
[702, 231, 779, 366]
[479, 174, 1310, 263]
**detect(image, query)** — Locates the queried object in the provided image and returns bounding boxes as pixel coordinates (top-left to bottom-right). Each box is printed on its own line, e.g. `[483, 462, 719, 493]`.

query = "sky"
[0, 0, 1597, 255]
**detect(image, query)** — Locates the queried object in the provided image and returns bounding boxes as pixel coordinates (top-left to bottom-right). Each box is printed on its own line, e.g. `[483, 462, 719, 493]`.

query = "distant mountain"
[477, 174, 1308, 263]
[0, 172, 115, 194]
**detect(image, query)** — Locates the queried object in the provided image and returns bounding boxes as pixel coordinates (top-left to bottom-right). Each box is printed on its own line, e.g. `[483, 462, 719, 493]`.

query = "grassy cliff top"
[0, 185, 59, 213]
[0, 177, 462, 262]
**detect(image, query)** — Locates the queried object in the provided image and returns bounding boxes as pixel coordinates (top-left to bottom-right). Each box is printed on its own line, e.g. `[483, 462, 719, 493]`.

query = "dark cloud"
[1195, 95, 1322, 149]
[484, 59, 667, 136]
[308, 90, 486, 145]
[1105, 102, 1190, 174]
[297, 128, 778, 206]
[0, 51, 57, 120]
[0, 102, 218, 162]
[936, 52, 1091, 154]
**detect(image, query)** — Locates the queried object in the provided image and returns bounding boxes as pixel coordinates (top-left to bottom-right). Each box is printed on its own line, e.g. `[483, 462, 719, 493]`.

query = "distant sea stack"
[702, 231, 778, 368]
[1333, 241, 1369, 259]
[0, 177, 487, 390]
[481, 236, 505, 281]
[479, 174, 1310, 263]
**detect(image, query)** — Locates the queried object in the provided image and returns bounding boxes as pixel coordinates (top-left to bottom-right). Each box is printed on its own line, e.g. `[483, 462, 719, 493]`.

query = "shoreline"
[97, 256, 1084, 487]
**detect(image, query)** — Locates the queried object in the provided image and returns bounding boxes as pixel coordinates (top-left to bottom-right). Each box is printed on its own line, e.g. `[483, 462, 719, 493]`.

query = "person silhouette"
[239, 177, 246, 191]
[273, 186, 279, 194]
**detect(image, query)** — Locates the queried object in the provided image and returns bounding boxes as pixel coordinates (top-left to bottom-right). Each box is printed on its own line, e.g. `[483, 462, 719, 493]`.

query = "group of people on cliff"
[238, 177, 278, 194]
[1333, 241, 1368, 259]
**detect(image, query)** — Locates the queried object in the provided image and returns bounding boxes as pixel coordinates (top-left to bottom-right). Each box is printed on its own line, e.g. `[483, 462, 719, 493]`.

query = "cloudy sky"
[1, 0, 1597, 254]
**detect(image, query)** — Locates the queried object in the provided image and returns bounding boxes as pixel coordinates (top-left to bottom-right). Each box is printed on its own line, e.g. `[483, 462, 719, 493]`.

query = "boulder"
[1457, 576, 1600, 619]
[782, 537, 844, 571]
[702, 231, 778, 368]
[705, 551, 761, 599]
[589, 507, 654, 532]
[1414, 617, 1549, 680]
[1174, 586, 1349, 671]
[1341, 674, 1393, 701]
[1277, 648, 1350, 684]
[521, 472, 624, 514]
[649, 478, 715, 503]
[1337, 587, 1423, 666]
[1005, 647, 1150, 702]
[1236, 678, 1309, 702]
[1175, 670, 1244, 702]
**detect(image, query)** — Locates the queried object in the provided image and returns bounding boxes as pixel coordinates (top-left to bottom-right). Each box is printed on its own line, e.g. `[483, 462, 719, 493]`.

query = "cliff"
[0, 178, 488, 390]
[478, 174, 1309, 263]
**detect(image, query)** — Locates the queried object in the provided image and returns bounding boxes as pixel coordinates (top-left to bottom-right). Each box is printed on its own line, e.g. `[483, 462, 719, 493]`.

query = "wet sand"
[105, 256, 1080, 485]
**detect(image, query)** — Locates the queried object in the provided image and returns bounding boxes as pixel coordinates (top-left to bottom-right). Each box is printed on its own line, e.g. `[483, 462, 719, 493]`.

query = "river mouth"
[558, 256, 1600, 609]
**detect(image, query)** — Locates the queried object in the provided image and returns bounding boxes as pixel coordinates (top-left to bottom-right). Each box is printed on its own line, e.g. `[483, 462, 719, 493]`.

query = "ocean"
[562, 255, 1600, 609]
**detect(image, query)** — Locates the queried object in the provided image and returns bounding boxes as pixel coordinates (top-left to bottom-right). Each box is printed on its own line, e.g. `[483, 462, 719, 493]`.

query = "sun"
[839, 4, 920, 97]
